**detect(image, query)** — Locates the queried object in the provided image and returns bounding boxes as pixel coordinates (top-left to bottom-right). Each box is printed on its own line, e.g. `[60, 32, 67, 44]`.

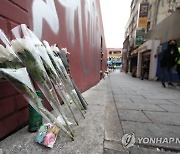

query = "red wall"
[0, 0, 106, 139]
[28, 0, 107, 91]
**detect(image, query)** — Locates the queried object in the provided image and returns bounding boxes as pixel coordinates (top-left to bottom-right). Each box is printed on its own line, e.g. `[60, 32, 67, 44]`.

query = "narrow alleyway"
[0, 71, 180, 154]
[104, 71, 180, 154]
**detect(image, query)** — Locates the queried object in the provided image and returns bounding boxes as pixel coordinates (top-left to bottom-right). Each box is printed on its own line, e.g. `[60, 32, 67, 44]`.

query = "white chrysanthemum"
[11, 39, 25, 53]
[52, 46, 60, 52]
[0, 45, 20, 62]
[0, 45, 8, 62]
[43, 40, 52, 54]
[6, 46, 19, 61]
[27, 29, 42, 46]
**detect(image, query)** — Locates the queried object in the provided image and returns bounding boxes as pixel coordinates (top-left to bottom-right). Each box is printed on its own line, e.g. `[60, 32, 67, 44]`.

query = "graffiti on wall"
[32, 0, 59, 39]
[32, 0, 101, 74]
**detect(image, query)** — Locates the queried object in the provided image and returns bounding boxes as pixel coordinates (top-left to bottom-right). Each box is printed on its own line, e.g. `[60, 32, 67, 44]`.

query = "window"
[114, 51, 121, 54]
[109, 51, 112, 54]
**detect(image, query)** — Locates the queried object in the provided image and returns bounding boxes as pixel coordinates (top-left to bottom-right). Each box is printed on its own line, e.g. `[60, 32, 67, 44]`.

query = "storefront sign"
[136, 35, 144, 45]
[130, 48, 138, 56]
[138, 46, 148, 53]
[138, 3, 149, 28]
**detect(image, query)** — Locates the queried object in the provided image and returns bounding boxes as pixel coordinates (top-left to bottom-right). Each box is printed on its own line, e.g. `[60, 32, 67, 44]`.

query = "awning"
[128, 54, 138, 59]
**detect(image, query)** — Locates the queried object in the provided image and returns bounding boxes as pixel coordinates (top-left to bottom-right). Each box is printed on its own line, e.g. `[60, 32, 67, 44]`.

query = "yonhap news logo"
[122, 132, 135, 148]
[122, 133, 180, 149]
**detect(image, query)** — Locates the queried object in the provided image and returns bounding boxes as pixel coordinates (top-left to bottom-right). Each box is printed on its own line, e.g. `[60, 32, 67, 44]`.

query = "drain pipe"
[154, 0, 161, 27]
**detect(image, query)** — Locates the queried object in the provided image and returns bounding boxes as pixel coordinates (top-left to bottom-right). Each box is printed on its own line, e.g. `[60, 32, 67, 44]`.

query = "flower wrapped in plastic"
[52, 46, 88, 110]
[0, 68, 73, 140]
[43, 41, 86, 118]
[50, 45, 87, 110]
[20, 25, 80, 125]
[11, 26, 73, 137]
[0, 30, 22, 69]
[0, 30, 74, 140]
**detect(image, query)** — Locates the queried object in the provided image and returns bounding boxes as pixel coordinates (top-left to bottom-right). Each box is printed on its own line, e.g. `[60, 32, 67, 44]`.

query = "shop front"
[137, 40, 160, 80]
[128, 48, 138, 77]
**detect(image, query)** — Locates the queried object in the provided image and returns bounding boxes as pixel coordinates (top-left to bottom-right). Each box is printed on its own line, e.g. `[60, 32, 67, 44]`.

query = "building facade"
[0, 0, 106, 139]
[146, 9, 180, 81]
[107, 48, 122, 69]
[123, 0, 180, 80]
[156, 0, 180, 25]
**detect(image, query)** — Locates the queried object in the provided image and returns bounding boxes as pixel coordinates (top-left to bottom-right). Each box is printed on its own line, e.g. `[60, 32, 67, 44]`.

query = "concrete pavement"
[0, 78, 108, 154]
[104, 71, 180, 154]
[0, 71, 180, 153]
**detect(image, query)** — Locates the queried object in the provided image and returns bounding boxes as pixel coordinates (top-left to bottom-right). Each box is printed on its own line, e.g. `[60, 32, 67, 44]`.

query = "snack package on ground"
[11, 26, 73, 136]
[36, 123, 60, 148]
[0, 67, 73, 140]
[43, 41, 85, 118]
[52, 46, 88, 110]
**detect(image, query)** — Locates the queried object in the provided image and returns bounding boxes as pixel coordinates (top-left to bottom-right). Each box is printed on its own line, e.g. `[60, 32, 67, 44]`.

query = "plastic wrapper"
[52, 46, 70, 72]
[57, 48, 88, 108]
[0, 27, 75, 140]
[11, 25, 73, 136]
[0, 67, 73, 139]
[20, 25, 78, 125]
[44, 41, 85, 118]
[0, 30, 22, 69]
[52, 46, 87, 110]
[36, 123, 60, 148]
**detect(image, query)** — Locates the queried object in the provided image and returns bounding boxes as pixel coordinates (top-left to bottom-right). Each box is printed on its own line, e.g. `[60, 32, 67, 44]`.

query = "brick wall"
[0, 0, 30, 140]
[0, 0, 106, 140]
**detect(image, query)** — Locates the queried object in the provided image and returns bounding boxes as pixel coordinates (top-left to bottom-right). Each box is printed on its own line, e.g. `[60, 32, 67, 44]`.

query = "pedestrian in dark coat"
[176, 47, 180, 86]
[160, 40, 179, 87]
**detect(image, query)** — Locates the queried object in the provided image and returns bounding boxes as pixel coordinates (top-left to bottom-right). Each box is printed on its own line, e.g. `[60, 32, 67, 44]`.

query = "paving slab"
[113, 94, 145, 99]
[111, 91, 126, 95]
[116, 103, 166, 112]
[144, 111, 180, 125]
[131, 98, 175, 105]
[158, 104, 180, 113]
[129, 146, 177, 154]
[168, 99, 180, 105]
[103, 148, 128, 154]
[142, 94, 176, 100]
[114, 98, 133, 104]
[104, 140, 124, 152]
[118, 109, 151, 123]
[124, 91, 138, 95]
[104, 104, 123, 142]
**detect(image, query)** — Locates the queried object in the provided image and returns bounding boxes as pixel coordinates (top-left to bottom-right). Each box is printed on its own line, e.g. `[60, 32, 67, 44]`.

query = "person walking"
[176, 47, 180, 86]
[160, 40, 179, 88]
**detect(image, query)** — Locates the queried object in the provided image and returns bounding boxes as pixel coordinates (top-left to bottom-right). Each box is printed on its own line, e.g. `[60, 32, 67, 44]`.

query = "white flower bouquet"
[10, 26, 74, 137]
[52, 46, 88, 110]
[0, 30, 74, 140]
[43, 41, 86, 118]
[21, 25, 79, 125]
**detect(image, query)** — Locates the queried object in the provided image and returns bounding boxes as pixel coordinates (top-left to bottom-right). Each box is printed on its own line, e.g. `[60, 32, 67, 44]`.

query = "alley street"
[0, 71, 180, 154]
